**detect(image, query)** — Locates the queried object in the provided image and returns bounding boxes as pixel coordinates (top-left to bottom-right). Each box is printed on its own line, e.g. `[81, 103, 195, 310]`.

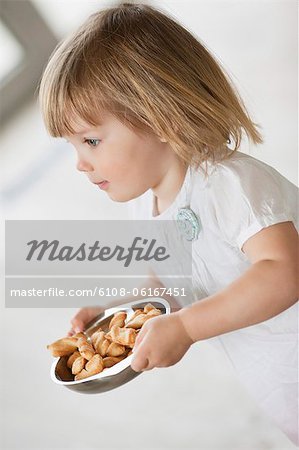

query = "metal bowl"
[50, 298, 171, 394]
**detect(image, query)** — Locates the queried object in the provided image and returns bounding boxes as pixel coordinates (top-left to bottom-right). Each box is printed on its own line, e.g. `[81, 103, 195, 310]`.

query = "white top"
[128, 151, 299, 443]
[129, 151, 298, 302]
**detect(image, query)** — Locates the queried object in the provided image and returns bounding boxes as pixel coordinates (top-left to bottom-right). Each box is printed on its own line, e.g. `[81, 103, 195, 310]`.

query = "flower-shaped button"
[177, 207, 201, 241]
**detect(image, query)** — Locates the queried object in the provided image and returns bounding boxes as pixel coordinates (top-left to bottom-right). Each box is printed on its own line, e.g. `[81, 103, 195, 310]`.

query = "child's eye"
[84, 138, 101, 148]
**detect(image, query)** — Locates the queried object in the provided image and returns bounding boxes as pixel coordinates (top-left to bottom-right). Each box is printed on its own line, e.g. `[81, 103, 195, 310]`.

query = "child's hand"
[67, 307, 105, 336]
[130, 312, 193, 372]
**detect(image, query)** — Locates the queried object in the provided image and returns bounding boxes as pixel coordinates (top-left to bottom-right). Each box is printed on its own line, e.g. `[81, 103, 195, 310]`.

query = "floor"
[1, 101, 297, 450]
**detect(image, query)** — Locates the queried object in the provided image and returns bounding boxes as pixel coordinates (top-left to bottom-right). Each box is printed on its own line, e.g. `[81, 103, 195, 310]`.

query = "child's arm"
[178, 221, 298, 342]
[131, 222, 298, 372]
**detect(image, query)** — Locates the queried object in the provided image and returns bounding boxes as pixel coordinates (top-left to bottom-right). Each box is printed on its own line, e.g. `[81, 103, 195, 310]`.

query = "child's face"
[64, 112, 179, 202]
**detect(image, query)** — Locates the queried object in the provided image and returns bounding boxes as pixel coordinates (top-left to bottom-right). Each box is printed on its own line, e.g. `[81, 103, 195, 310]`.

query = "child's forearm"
[177, 260, 298, 343]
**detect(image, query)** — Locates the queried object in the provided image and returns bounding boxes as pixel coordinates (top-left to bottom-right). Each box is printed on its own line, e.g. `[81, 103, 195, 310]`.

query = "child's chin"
[108, 192, 136, 203]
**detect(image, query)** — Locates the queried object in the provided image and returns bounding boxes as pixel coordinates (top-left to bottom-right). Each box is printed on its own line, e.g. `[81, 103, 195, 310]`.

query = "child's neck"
[151, 160, 188, 215]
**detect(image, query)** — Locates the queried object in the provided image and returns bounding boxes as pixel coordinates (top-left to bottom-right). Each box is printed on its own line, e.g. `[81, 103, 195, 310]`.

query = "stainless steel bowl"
[50, 298, 171, 394]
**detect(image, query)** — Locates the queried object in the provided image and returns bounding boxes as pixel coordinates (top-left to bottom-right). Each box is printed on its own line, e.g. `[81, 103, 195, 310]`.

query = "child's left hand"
[130, 312, 193, 372]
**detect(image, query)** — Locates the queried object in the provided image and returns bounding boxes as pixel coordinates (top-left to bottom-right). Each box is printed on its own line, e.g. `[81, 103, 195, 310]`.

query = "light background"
[0, 1, 297, 449]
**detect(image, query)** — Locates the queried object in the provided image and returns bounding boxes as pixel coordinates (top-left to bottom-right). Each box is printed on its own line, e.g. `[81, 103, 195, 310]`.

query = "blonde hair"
[39, 1, 263, 171]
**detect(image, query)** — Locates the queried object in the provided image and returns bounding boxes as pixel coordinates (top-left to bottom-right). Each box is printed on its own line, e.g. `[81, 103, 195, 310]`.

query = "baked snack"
[144, 303, 156, 313]
[47, 337, 78, 357]
[108, 311, 127, 329]
[106, 341, 126, 357]
[125, 313, 151, 329]
[77, 336, 95, 361]
[91, 330, 110, 356]
[73, 332, 86, 340]
[48, 303, 162, 381]
[105, 325, 137, 348]
[67, 351, 81, 368]
[103, 355, 127, 368]
[125, 304, 161, 328]
[75, 354, 104, 380]
[67, 351, 87, 375]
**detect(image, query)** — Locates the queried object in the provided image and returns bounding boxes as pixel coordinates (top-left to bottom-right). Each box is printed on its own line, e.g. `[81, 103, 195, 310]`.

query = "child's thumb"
[132, 330, 144, 353]
[71, 318, 84, 333]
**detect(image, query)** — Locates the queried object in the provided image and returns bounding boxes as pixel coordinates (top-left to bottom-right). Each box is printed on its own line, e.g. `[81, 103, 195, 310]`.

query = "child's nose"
[76, 158, 94, 173]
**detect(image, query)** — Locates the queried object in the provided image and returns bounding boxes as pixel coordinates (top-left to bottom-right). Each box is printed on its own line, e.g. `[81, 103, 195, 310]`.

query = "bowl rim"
[50, 297, 171, 386]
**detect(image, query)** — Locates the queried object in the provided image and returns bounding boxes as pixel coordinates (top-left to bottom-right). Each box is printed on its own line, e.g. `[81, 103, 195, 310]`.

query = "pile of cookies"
[47, 303, 161, 381]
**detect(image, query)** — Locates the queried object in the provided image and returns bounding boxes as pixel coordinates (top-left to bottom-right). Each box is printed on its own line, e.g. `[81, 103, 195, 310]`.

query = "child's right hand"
[67, 307, 104, 336]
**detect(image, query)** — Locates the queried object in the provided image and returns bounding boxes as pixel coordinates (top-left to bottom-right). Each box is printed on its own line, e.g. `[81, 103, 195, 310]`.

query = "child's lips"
[94, 180, 109, 190]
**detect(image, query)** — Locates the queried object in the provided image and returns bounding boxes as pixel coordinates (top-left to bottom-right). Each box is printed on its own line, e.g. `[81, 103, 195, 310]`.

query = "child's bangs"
[39, 2, 263, 162]
[43, 80, 109, 137]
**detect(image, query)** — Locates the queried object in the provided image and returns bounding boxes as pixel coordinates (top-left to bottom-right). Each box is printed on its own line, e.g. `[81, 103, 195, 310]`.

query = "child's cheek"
[101, 147, 135, 179]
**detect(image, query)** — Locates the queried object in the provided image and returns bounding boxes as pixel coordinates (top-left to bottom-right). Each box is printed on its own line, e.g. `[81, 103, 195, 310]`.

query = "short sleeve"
[204, 155, 298, 252]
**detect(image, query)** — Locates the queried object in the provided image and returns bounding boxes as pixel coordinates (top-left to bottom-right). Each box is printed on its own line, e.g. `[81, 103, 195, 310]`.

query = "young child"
[39, 2, 298, 444]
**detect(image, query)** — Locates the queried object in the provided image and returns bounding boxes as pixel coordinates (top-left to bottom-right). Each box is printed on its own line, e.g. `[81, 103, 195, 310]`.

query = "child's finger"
[132, 329, 146, 353]
[141, 360, 154, 371]
[133, 320, 152, 352]
[131, 354, 150, 372]
[70, 318, 84, 333]
[130, 339, 151, 372]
